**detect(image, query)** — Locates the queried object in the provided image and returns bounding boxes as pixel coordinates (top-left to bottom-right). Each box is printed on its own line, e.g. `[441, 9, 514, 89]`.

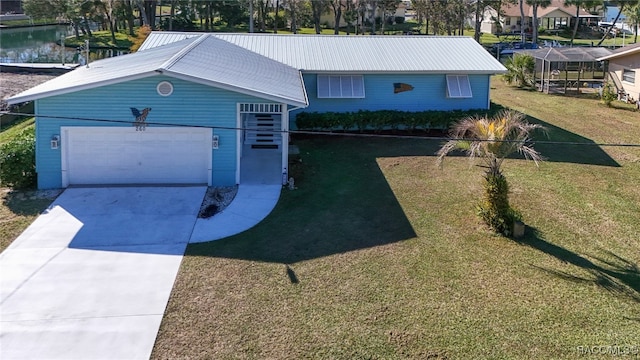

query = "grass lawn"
[0, 118, 55, 252]
[64, 30, 134, 49]
[151, 79, 640, 359]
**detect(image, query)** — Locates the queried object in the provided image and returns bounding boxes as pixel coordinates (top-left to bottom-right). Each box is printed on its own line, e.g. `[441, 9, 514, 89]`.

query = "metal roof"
[142, 32, 507, 74]
[7, 32, 506, 105]
[6, 38, 197, 104]
[597, 42, 640, 61]
[138, 31, 203, 51]
[6, 35, 307, 107]
[520, 47, 612, 62]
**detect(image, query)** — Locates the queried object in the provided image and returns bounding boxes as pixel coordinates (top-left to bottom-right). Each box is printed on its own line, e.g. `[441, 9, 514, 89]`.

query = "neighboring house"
[598, 42, 640, 102]
[6, 33, 505, 190]
[479, 0, 597, 35]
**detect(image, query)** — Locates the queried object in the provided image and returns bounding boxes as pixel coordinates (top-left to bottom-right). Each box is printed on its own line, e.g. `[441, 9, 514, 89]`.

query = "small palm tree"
[502, 54, 536, 89]
[437, 110, 545, 235]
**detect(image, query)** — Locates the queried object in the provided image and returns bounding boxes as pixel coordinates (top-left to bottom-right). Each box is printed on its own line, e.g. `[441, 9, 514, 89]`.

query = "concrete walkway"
[0, 184, 282, 359]
[190, 184, 282, 243]
[0, 187, 206, 360]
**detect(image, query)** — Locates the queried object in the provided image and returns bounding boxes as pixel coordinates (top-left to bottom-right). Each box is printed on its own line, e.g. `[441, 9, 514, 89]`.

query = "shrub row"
[295, 108, 501, 133]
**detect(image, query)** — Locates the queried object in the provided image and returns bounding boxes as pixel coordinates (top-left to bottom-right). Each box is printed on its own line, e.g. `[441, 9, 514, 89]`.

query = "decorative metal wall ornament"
[393, 83, 414, 94]
[130, 107, 151, 131]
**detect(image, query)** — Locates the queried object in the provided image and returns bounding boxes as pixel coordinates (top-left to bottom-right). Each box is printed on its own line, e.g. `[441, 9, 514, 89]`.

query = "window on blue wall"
[317, 75, 365, 98]
[446, 75, 473, 98]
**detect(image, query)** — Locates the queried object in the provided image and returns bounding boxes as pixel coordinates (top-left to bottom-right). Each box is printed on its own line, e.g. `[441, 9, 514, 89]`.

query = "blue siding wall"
[290, 73, 491, 125]
[35, 75, 275, 189]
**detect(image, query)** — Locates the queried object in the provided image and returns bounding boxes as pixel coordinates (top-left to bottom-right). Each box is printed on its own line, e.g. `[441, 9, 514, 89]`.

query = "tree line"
[22, 0, 640, 45]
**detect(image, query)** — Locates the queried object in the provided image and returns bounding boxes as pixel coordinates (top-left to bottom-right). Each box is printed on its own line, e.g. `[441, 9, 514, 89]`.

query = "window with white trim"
[622, 69, 635, 84]
[317, 75, 365, 98]
[446, 75, 473, 98]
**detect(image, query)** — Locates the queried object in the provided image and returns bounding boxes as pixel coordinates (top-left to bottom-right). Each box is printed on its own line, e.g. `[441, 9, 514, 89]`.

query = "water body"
[0, 24, 125, 64]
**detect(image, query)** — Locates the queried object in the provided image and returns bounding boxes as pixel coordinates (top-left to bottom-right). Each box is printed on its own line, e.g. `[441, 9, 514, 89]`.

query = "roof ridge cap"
[158, 34, 210, 70]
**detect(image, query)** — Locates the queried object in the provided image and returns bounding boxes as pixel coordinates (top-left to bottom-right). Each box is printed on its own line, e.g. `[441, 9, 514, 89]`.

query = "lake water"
[0, 24, 125, 64]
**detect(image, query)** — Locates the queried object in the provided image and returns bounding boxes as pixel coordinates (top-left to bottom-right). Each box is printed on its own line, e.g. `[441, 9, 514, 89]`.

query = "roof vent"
[157, 81, 174, 96]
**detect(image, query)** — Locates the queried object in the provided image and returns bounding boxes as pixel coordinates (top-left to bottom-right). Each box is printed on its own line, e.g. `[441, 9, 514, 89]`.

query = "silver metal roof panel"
[6, 35, 307, 107]
[142, 33, 506, 74]
[216, 34, 507, 73]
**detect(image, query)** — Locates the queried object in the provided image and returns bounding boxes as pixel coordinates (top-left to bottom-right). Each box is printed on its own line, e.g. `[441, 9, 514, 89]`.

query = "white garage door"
[61, 127, 212, 186]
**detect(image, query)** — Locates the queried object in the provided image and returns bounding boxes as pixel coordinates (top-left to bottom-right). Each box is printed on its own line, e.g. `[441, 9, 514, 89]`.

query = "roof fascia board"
[303, 70, 506, 75]
[6, 72, 158, 105]
[297, 71, 310, 108]
[598, 48, 640, 61]
[162, 71, 308, 108]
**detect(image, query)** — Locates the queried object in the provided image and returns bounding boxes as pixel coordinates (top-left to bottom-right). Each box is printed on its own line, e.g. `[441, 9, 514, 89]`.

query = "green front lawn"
[0, 119, 54, 252]
[151, 79, 640, 358]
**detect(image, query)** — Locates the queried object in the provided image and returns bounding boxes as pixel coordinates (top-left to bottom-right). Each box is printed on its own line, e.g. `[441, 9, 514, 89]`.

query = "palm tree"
[502, 53, 536, 89]
[623, 1, 640, 43]
[436, 110, 545, 235]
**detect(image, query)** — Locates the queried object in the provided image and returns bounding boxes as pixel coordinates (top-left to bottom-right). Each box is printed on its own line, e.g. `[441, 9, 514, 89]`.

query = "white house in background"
[478, 0, 597, 35]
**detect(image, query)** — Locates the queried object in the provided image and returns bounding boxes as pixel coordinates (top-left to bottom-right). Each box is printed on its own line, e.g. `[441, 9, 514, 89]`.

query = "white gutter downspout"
[282, 104, 306, 185]
[283, 70, 309, 184]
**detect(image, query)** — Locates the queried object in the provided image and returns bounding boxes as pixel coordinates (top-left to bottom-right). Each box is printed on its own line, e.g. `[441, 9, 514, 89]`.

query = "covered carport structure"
[519, 47, 612, 94]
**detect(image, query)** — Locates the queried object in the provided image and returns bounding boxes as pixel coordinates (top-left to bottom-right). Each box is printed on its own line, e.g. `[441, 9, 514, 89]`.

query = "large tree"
[565, 0, 602, 46]
[329, 0, 344, 34]
[519, 0, 526, 42]
[623, 1, 640, 43]
[437, 110, 545, 236]
[311, 0, 329, 34]
[343, 0, 357, 34]
[379, 0, 400, 34]
[95, 0, 117, 45]
[527, 0, 551, 44]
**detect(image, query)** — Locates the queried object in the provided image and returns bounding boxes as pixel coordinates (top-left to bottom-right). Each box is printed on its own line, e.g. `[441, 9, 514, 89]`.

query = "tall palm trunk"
[474, 0, 482, 43]
[519, 0, 525, 43]
[274, 0, 279, 33]
[532, 3, 539, 44]
[570, 2, 579, 46]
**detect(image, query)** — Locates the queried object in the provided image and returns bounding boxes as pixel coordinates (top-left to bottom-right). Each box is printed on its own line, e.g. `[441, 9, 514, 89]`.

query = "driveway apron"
[0, 186, 206, 360]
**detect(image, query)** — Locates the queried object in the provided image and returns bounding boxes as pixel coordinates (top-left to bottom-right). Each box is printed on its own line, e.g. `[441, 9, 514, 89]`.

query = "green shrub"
[295, 108, 495, 132]
[600, 82, 617, 107]
[0, 127, 37, 189]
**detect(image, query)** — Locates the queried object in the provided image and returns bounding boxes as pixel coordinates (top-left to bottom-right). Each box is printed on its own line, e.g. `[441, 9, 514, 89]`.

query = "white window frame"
[446, 75, 473, 98]
[317, 74, 365, 98]
[622, 69, 635, 84]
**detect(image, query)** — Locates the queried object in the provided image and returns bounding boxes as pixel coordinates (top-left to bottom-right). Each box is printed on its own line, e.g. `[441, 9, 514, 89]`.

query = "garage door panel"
[63, 127, 212, 186]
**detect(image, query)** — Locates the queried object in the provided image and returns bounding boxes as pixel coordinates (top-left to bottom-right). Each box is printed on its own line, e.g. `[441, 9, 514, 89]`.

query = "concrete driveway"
[0, 187, 206, 360]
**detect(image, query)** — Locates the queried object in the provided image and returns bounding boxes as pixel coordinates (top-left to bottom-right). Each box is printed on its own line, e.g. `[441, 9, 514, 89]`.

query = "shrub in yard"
[0, 127, 37, 189]
[502, 54, 535, 89]
[600, 82, 617, 107]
